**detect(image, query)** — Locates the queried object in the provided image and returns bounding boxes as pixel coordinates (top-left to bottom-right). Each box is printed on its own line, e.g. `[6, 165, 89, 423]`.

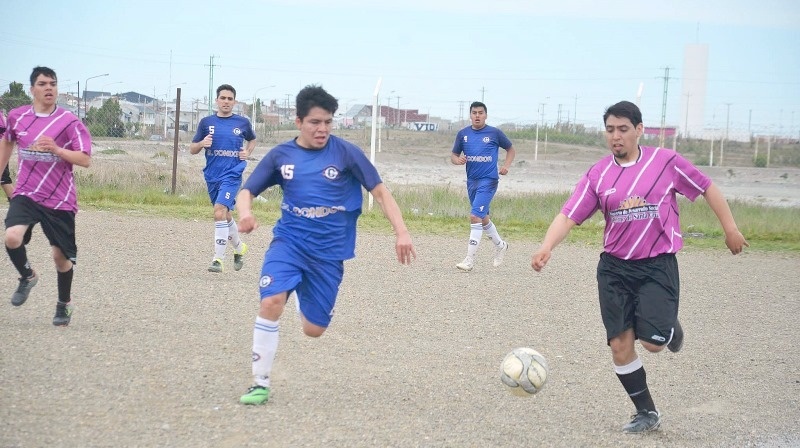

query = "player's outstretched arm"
[370, 183, 416, 265]
[531, 213, 576, 272]
[702, 183, 749, 254]
[235, 189, 258, 234]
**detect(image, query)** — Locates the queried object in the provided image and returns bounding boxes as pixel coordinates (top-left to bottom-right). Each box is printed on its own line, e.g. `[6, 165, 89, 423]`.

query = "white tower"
[680, 44, 709, 138]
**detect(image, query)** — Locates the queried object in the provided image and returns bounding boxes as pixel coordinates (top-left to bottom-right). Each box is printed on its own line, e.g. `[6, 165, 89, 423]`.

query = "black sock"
[6, 245, 33, 278]
[57, 268, 74, 303]
[617, 366, 656, 412]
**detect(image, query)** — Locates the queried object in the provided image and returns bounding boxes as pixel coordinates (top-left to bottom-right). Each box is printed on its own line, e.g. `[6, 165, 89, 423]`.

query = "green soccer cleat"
[240, 385, 270, 405]
[234, 242, 248, 271]
[208, 259, 223, 273]
[53, 301, 74, 326]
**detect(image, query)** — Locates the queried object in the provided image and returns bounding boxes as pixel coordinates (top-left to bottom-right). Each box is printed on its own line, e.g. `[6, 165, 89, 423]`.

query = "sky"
[2, 0, 799, 136]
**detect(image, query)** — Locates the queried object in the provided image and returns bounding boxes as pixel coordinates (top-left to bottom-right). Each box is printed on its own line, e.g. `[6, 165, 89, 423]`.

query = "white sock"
[214, 220, 228, 260]
[483, 220, 503, 245]
[228, 219, 242, 252]
[467, 223, 483, 258]
[252, 316, 279, 388]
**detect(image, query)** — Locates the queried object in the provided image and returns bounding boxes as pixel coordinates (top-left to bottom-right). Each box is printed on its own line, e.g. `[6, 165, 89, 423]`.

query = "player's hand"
[499, 166, 510, 175]
[395, 232, 416, 265]
[238, 214, 258, 234]
[456, 154, 467, 165]
[201, 134, 213, 148]
[725, 229, 749, 255]
[531, 249, 551, 272]
[31, 136, 58, 153]
[239, 150, 248, 161]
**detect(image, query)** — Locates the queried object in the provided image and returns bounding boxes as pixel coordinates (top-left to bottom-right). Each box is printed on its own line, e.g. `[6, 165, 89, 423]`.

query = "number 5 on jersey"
[281, 165, 294, 179]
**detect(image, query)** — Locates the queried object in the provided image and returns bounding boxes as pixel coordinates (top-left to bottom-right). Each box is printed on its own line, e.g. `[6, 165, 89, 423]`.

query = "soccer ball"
[500, 347, 549, 396]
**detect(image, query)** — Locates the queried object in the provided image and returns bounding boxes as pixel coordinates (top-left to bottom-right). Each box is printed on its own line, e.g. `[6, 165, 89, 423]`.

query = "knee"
[640, 341, 665, 353]
[4, 231, 23, 248]
[302, 324, 326, 338]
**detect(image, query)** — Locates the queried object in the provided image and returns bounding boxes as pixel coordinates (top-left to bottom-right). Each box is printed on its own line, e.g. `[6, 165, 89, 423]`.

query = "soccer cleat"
[208, 259, 223, 273]
[622, 410, 661, 434]
[456, 256, 474, 272]
[11, 272, 38, 306]
[234, 242, 248, 271]
[240, 385, 270, 405]
[53, 301, 74, 326]
[493, 241, 509, 267]
[668, 319, 684, 353]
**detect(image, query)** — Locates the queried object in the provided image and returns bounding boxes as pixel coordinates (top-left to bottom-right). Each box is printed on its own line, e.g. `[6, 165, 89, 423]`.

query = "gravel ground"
[1, 209, 799, 448]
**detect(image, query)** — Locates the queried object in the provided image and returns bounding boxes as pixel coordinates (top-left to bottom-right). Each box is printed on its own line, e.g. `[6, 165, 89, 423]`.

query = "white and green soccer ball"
[500, 347, 549, 396]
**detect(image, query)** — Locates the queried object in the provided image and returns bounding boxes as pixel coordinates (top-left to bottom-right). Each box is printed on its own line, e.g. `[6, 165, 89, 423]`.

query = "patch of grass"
[99, 148, 127, 155]
[77, 181, 800, 253]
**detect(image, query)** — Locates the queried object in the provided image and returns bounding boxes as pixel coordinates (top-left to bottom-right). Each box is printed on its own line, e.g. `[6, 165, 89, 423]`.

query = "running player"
[0, 66, 92, 326]
[189, 84, 256, 273]
[236, 85, 416, 405]
[451, 101, 515, 271]
[531, 100, 748, 433]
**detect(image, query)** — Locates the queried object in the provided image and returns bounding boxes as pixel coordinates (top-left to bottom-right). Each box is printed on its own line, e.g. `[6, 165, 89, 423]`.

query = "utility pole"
[206, 55, 218, 115]
[684, 92, 691, 139]
[659, 67, 671, 148]
[573, 95, 578, 129]
[535, 101, 547, 161]
[480, 86, 486, 103]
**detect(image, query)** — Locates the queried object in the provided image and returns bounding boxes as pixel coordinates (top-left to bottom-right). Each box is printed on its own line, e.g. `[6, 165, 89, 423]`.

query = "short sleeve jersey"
[562, 146, 711, 260]
[3, 105, 92, 212]
[452, 125, 513, 180]
[192, 114, 255, 182]
[243, 135, 382, 260]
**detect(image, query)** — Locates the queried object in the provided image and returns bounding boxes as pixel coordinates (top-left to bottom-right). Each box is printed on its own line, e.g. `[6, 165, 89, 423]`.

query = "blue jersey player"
[190, 84, 256, 273]
[236, 85, 416, 405]
[451, 101, 516, 272]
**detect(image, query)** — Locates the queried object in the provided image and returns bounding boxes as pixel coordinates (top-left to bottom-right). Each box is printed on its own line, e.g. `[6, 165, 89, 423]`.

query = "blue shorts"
[258, 238, 345, 328]
[207, 178, 241, 210]
[467, 178, 498, 218]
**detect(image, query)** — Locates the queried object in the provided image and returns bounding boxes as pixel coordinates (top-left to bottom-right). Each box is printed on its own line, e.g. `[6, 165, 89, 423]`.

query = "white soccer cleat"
[456, 256, 474, 272]
[493, 241, 509, 267]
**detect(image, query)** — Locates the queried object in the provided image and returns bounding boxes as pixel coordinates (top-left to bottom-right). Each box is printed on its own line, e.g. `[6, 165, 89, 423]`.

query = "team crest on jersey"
[233, 128, 242, 135]
[483, 136, 491, 143]
[323, 166, 339, 180]
[259, 275, 273, 288]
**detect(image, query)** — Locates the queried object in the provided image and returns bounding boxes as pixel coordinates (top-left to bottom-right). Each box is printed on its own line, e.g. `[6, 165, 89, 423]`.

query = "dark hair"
[216, 84, 236, 98]
[603, 101, 642, 127]
[470, 101, 487, 113]
[295, 85, 338, 119]
[30, 66, 57, 86]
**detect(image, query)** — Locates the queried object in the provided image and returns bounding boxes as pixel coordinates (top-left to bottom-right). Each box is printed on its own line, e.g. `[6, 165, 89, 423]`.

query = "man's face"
[470, 107, 486, 129]
[604, 115, 643, 162]
[216, 90, 235, 116]
[295, 106, 332, 149]
[30, 75, 58, 109]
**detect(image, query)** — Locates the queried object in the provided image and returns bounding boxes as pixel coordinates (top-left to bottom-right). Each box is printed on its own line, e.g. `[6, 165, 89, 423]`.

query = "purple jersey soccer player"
[531, 100, 748, 434]
[0, 66, 92, 326]
[450, 101, 516, 272]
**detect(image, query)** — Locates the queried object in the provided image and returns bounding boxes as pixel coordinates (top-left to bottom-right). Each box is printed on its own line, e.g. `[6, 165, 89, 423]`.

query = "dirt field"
[1, 133, 799, 447]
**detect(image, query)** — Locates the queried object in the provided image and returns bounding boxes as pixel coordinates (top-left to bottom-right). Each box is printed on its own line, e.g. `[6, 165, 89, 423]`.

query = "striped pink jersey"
[3, 105, 92, 212]
[562, 146, 711, 260]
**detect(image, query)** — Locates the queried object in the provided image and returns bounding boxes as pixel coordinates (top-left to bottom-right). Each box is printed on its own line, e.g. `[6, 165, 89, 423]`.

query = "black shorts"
[596, 252, 679, 346]
[4, 195, 78, 263]
[1, 164, 11, 185]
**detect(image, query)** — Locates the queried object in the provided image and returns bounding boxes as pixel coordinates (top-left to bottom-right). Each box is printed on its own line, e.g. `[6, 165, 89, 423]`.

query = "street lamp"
[84, 73, 109, 117]
[251, 85, 275, 123]
[100, 81, 123, 106]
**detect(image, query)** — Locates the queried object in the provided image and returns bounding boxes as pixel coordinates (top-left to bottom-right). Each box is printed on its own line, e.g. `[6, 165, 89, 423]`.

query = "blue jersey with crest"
[452, 125, 513, 181]
[192, 114, 255, 182]
[243, 134, 382, 260]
